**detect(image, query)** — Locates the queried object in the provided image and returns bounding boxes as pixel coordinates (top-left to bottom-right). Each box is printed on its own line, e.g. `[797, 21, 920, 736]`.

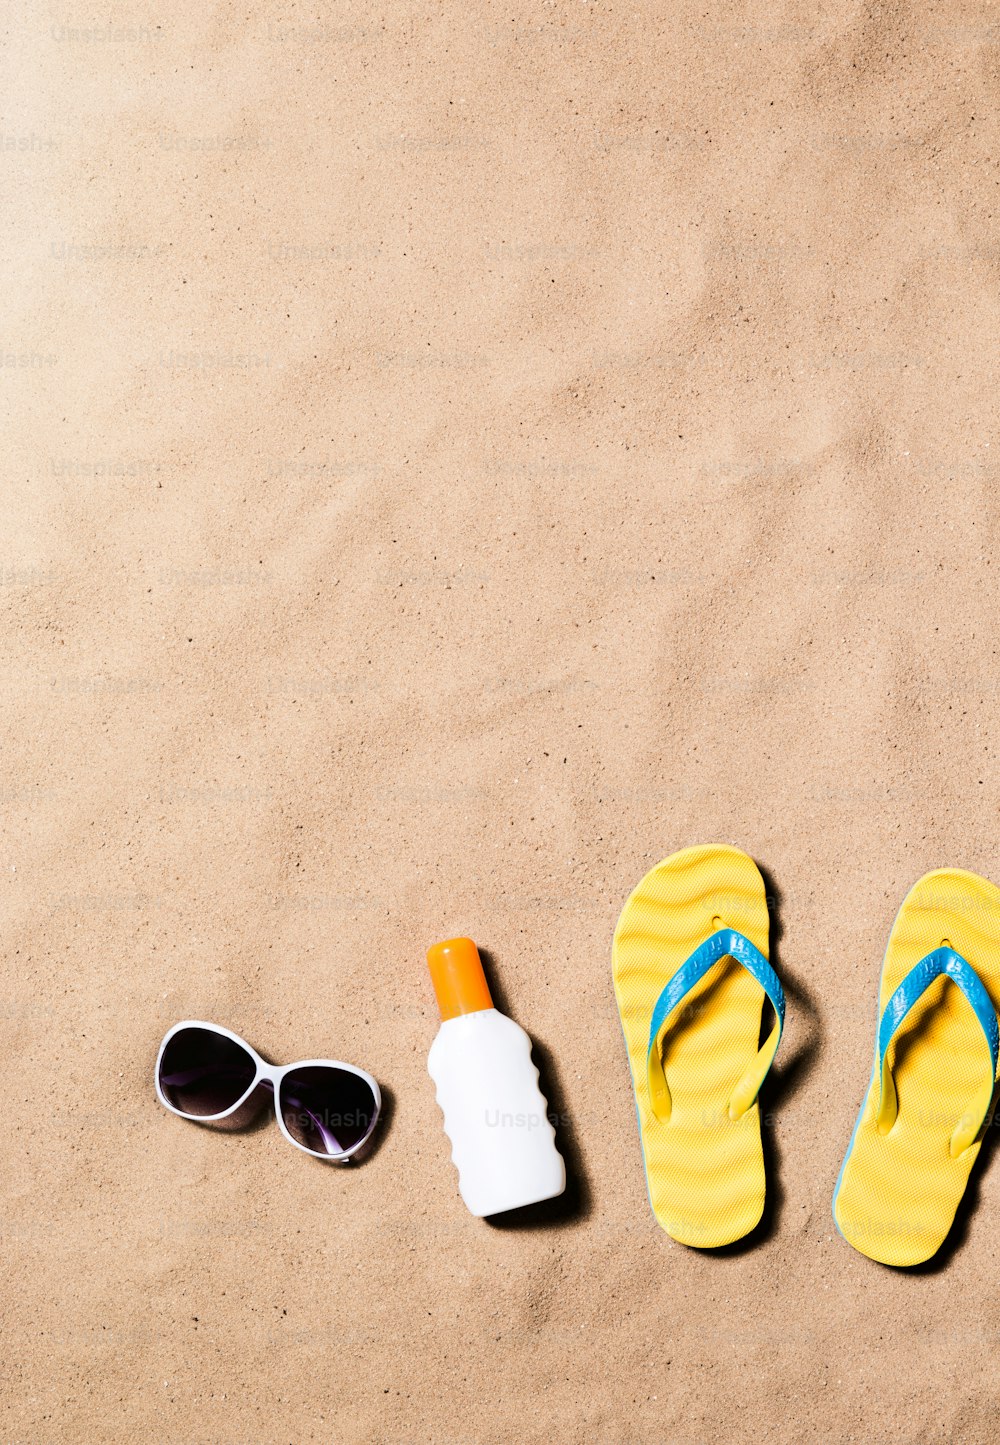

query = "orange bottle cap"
[427, 937, 493, 1020]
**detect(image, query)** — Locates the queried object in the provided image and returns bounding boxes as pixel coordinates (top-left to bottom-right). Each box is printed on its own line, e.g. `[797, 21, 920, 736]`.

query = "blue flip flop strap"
[876, 946, 999, 1158]
[646, 928, 785, 1124]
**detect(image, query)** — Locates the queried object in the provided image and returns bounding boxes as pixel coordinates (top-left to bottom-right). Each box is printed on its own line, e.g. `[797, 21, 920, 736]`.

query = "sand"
[4, 2, 1000, 1441]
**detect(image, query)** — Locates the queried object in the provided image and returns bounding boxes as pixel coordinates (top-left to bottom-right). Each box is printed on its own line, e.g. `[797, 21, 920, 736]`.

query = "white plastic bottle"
[426, 937, 566, 1217]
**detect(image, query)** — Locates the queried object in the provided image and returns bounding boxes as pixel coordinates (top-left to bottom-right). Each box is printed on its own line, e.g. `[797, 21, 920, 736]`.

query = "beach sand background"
[4, 2, 1000, 1441]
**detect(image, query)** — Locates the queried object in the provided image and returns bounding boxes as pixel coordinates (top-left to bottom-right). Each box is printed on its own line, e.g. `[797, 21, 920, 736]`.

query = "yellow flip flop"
[834, 868, 1000, 1267]
[612, 844, 785, 1247]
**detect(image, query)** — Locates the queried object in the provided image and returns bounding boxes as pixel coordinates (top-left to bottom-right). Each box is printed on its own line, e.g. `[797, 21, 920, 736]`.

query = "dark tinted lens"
[279, 1066, 378, 1156]
[158, 1027, 257, 1117]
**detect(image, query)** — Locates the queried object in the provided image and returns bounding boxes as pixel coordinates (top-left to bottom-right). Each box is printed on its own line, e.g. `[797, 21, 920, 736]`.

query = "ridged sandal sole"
[612, 844, 779, 1248]
[834, 868, 1000, 1267]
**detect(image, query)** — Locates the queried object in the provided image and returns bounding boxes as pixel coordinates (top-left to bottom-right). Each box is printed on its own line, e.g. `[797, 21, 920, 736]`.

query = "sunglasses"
[155, 1020, 381, 1161]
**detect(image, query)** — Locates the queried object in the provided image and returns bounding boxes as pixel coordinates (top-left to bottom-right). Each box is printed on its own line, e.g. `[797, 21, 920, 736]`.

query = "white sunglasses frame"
[155, 1019, 382, 1161]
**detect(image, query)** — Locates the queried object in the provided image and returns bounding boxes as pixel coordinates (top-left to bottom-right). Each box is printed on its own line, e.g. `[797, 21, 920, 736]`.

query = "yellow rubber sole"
[612, 844, 775, 1248]
[834, 868, 1000, 1267]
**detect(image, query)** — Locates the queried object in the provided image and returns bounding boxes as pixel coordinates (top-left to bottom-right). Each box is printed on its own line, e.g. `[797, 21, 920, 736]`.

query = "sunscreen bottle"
[426, 937, 566, 1217]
